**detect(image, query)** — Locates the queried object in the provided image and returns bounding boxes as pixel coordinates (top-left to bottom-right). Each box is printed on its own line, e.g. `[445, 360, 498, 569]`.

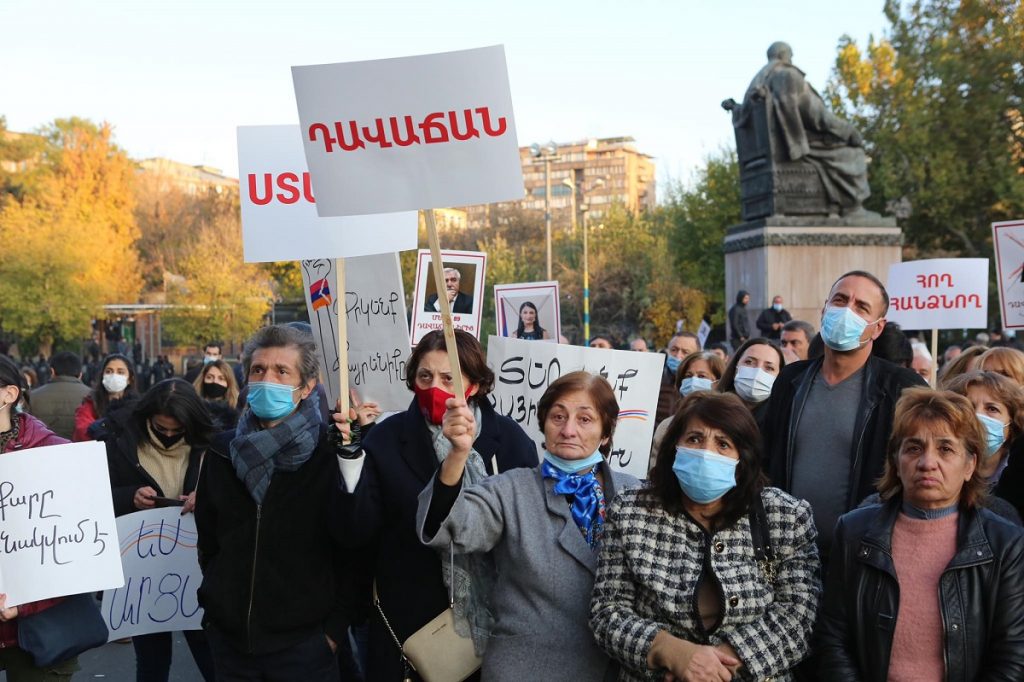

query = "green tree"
[827, 0, 1024, 256]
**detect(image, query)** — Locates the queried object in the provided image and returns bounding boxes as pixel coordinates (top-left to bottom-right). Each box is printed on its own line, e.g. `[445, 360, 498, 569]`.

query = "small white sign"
[494, 281, 560, 343]
[237, 125, 417, 262]
[0, 441, 123, 607]
[886, 259, 988, 330]
[411, 250, 487, 345]
[697, 320, 712, 349]
[301, 255, 412, 412]
[487, 337, 664, 480]
[993, 220, 1024, 329]
[292, 46, 523, 217]
[101, 508, 203, 640]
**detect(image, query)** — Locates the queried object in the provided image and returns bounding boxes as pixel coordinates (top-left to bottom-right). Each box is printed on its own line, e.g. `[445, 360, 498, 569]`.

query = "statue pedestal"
[724, 217, 903, 338]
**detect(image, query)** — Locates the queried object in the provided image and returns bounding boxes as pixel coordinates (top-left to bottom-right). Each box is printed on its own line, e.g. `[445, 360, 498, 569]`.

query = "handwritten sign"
[993, 220, 1024, 329]
[101, 508, 202, 639]
[301, 254, 412, 412]
[0, 441, 123, 607]
[886, 259, 988, 330]
[411, 250, 487, 345]
[237, 125, 418, 262]
[292, 46, 523, 217]
[494, 281, 560, 343]
[486, 337, 664, 479]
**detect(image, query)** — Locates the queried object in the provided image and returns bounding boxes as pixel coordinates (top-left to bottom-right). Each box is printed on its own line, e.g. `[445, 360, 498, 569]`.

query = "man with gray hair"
[425, 266, 474, 314]
[195, 324, 353, 679]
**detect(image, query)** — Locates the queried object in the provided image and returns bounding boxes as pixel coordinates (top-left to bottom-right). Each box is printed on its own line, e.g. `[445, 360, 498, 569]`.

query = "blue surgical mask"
[679, 376, 714, 397]
[248, 381, 301, 421]
[821, 305, 877, 352]
[543, 450, 604, 474]
[772, 303, 783, 312]
[665, 355, 681, 374]
[203, 355, 218, 365]
[977, 413, 1009, 458]
[672, 446, 738, 504]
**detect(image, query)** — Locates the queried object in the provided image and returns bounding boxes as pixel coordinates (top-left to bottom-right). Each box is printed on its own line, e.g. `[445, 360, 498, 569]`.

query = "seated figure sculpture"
[723, 41, 874, 220]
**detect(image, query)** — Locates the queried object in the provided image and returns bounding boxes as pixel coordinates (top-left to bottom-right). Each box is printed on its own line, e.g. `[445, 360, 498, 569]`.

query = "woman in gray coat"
[417, 371, 640, 681]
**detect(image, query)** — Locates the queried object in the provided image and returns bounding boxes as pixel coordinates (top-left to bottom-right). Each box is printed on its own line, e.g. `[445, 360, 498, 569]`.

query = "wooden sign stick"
[423, 209, 466, 398]
[335, 257, 351, 418]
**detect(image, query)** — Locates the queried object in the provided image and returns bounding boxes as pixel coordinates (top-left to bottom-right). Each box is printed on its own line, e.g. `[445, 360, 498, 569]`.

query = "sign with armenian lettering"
[993, 220, 1024, 330]
[886, 259, 988, 330]
[237, 125, 417, 262]
[292, 46, 522, 217]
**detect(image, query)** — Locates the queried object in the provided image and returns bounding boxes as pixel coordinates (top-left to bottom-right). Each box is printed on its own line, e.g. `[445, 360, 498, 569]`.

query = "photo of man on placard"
[424, 264, 475, 314]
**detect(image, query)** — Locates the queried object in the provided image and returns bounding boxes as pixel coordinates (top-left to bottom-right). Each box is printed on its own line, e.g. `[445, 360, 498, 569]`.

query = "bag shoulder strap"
[748, 490, 775, 563]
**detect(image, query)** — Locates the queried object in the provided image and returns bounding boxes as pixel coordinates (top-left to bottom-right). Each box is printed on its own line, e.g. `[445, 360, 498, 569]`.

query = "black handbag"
[748, 492, 778, 584]
[17, 593, 109, 667]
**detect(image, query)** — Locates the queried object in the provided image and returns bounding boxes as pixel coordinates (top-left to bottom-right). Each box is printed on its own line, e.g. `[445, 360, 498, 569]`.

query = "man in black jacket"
[755, 295, 792, 340]
[727, 290, 751, 349]
[194, 325, 353, 679]
[761, 271, 926, 564]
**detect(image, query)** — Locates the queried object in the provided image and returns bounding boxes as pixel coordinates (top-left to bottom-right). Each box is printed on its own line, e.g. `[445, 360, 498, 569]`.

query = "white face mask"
[102, 373, 129, 394]
[733, 365, 775, 403]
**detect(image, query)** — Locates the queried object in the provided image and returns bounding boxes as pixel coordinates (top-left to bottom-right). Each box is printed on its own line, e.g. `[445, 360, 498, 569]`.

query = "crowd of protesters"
[1, 269, 1024, 681]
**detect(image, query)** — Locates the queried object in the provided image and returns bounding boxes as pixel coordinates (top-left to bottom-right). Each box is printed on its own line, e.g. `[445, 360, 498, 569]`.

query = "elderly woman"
[332, 329, 537, 681]
[818, 388, 1024, 680]
[415, 371, 640, 680]
[716, 338, 785, 426]
[591, 392, 820, 681]
[977, 346, 1024, 386]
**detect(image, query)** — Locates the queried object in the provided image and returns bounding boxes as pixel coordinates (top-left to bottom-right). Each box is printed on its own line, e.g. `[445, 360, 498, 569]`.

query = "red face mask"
[413, 385, 473, 425]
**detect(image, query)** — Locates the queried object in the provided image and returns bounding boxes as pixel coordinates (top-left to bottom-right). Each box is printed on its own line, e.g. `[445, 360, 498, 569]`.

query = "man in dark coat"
[755, 295, 793, 340]
[425, 267, 473, 314]
[29, 351, 90, 440]
[727, 290, 751, 349]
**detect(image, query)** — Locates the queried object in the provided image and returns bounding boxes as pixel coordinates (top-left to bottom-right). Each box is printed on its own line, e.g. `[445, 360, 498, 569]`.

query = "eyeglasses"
[150, 419, 185, 437]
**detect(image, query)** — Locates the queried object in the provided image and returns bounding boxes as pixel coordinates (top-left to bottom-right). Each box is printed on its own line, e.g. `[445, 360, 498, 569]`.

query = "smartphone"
[148, 495, 185, 507]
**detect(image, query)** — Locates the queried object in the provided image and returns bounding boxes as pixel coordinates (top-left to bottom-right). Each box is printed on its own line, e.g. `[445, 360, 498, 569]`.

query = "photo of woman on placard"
[512, 301, 550, 341]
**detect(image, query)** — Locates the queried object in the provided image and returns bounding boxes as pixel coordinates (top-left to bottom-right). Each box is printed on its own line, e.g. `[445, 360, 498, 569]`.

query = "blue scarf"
[230, 391, 322, 504]
[541, 460, 606, 549]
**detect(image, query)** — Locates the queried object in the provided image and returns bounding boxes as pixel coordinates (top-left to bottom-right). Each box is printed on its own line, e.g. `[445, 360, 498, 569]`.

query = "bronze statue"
[723, 42, 875, 221]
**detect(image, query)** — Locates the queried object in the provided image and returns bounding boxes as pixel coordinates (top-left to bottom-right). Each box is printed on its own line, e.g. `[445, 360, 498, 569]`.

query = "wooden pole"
[424, 209, 466, 398]
[336, 257, 350, 417]
[931, 328, 939, 388]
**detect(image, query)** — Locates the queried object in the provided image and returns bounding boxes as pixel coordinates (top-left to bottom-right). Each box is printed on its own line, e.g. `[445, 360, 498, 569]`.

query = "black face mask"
[150, 422, 185, 449]
[202, 382, 229, 400]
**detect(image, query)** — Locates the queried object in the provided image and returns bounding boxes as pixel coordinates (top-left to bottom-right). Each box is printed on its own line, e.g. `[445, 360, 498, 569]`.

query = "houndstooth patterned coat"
[590, 486, 821, 681]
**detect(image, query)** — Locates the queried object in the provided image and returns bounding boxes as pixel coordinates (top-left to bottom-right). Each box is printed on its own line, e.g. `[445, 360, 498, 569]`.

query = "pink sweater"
[888, 511, 959, 682]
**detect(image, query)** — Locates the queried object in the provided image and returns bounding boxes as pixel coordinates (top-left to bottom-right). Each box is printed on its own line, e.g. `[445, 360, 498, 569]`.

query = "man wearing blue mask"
[656, 332, 701, 425]
[760, 270, 926, 565]
[194, 324, 355, 680]
[755, 295, 792, 340]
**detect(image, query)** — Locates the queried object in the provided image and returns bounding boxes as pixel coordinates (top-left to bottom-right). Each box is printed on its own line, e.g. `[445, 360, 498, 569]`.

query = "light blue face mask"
[820, 305, 877, 352]
[672, 446, 738, 504]
[977, 412, 1009, 458]
[665, 355, 682, 374]
[247, 381, 301, 420]
[679, 376, 714, 397]
[772, 303, 783, 312]
[543, 450, 604, 474]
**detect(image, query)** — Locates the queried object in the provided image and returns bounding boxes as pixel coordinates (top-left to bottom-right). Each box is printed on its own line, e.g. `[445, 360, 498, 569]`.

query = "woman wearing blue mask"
[717, 338, 785, 428]
[417, 371, 641, 681]
[591, 391, 819, 681]
[650, 351, 725, 466]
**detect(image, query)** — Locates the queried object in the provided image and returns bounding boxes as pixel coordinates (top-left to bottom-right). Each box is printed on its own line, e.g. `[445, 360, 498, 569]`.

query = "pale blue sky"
[1, 0, 889, 192]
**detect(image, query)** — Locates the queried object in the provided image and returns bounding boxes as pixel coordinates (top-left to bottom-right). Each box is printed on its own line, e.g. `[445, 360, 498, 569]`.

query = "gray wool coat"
[416, 464, 640, 682]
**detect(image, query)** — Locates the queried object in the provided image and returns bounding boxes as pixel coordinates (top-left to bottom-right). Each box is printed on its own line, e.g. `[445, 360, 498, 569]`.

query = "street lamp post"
[530, 141, 558, 280]
[561, 177, 577, 233]
[579, 178, 605, 346]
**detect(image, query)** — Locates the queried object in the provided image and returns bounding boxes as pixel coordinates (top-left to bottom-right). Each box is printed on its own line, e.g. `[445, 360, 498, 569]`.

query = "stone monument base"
[724, 217, 903, 338]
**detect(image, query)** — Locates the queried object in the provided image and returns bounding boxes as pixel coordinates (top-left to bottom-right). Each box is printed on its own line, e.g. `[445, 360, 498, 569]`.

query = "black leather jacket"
[817, 500, 1024, 681]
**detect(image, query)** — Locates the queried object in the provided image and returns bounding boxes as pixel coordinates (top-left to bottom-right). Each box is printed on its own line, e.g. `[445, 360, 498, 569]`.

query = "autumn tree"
[0, 118, 141, 355]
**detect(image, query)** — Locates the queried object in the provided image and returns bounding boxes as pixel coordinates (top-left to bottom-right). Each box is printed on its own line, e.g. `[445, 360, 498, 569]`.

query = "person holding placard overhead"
[0, 354, 83, 680]
[331, 329, 537, 681]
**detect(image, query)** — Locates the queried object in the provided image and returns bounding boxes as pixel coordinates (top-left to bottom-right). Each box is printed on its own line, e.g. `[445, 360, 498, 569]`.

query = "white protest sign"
[301, 255, 412, 412]
[494, 281, 560, 342]
[237, 125, 418, 262]
[292, 45, 523, 217]
[101, 508, 202, 640]
[886, 258, 988, 330]
[486, 336, 664, 479]
[993, 220, 1024, 329]
[0, 441, 123, 607]
[697, 320, 712, 349]
[411, 250, 487, 345]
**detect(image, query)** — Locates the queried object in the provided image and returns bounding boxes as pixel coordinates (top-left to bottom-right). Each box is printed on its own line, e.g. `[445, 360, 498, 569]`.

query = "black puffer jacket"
[817, 500, 1024, 681]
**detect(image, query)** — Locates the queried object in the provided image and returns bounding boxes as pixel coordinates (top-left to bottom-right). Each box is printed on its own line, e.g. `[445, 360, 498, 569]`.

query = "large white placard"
[237, 125, 418, 262]
[486, 337, 664, 479]
[292, 46, 523, 217]
[101, 508, 203, 640]
[301, 255, 412, 412]
[886, 259, 988, 330]
[0, 441, 123, 607]
[993, 220, 1024, 329]
[411, 250, 487, 345]
[494, 281, 560, 343]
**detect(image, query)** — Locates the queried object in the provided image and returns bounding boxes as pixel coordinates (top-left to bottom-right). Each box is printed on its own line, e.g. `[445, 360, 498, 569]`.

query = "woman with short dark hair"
[332, 329, 537, 681]
[819, 388, 1024, 680]
[591, 391, 820, 681]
